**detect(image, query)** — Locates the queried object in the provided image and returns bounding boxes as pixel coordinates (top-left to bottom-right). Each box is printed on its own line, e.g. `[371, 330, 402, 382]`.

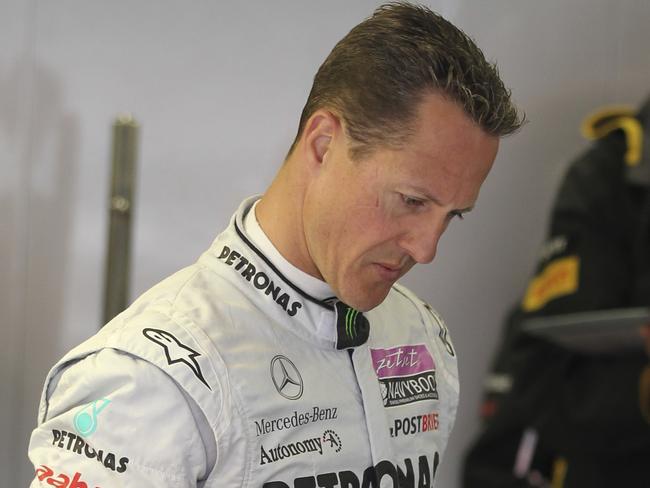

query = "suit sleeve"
[28, 348, 213, 487]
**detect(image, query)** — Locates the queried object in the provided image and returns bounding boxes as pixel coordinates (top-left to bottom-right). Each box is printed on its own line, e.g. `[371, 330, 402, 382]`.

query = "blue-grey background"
[2, 1, 649, 486]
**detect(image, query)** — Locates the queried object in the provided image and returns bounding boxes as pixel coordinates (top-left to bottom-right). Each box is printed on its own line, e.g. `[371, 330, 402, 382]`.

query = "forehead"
[413, 93, 493, 151]
[380, 94, 496, 168]
[354, 93, 498, 206]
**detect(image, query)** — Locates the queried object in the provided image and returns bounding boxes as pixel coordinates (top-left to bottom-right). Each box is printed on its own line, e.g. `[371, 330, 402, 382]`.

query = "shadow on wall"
[0, 57, 80, 486]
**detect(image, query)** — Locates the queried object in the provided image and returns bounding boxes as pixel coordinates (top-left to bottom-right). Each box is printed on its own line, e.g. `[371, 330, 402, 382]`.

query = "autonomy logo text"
[260, 430, 342, 465]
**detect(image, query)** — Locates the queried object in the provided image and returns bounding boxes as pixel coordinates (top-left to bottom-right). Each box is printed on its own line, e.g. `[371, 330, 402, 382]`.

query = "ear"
[302, 110, 342, 168]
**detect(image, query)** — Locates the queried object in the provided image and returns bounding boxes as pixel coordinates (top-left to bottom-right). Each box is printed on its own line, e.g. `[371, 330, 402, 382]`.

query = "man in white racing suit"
[28, 3, 523, 487]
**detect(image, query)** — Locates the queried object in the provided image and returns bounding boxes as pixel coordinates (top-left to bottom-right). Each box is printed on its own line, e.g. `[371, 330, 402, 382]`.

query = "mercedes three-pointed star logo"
[270, 355, 303, 400]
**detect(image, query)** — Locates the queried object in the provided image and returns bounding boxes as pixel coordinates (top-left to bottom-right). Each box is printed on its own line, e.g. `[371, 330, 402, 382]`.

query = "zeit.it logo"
[371, 344, 439, 408]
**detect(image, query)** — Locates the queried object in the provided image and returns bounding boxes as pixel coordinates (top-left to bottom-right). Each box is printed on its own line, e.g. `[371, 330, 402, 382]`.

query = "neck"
[256, 157, 322, 280]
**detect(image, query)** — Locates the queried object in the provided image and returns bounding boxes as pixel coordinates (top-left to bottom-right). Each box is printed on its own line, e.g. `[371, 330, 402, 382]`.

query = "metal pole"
[102, 114, 139, 325]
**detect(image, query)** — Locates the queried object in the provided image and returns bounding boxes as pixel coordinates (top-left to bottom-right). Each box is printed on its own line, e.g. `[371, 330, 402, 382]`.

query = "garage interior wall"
[2, 1, 649, 486]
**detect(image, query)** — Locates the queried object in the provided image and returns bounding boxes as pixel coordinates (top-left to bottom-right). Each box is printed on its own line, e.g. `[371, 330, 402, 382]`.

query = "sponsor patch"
[259, 429, 342, 465]
[51, 429, 129, 474]
[390, 411, 439, 437]
[255, 406, 338, 436]
[143, 328, 211, 390]
[322, 429, 342, 453]
[371, 344, 438, 407]
[334, 302, 370, 349]
[270, 355, 303, 400]
[522, 255, 579, 312]
[262, 453, 440, 488]
[74, 398, 110, 437]
[35, 464, 100, 487]
[218, 244, 302, 317]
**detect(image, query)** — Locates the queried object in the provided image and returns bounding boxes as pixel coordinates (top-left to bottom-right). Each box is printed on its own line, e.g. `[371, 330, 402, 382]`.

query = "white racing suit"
[28, 197, 459, 487]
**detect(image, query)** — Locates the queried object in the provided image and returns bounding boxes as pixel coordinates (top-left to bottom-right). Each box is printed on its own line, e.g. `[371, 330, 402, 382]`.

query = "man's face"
[302, 93, 499, 311]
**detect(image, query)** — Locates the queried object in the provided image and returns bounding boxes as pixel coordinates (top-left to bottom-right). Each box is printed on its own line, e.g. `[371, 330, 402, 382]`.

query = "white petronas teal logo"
[73, 398, 111, 437]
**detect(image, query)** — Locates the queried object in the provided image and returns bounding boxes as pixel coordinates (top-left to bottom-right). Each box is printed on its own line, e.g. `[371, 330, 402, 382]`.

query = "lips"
[374, 263, 402, 281]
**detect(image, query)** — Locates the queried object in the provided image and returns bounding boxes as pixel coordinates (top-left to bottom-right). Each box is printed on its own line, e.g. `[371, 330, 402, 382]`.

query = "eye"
[401, 194, 426, 208]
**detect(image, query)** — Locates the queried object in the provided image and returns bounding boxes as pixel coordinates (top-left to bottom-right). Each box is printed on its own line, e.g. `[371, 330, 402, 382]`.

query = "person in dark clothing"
[462, 98, 650, 488]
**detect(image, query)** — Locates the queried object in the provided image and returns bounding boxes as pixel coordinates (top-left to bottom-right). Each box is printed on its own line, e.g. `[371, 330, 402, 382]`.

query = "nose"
[397, 219, 445, 264]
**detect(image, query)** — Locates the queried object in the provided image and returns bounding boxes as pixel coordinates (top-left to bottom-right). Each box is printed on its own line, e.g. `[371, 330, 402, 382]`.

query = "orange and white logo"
[35, 465, 99, 488]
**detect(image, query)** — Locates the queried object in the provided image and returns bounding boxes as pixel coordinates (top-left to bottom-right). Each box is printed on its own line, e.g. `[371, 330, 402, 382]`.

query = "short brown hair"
[289, 2, 523, 160]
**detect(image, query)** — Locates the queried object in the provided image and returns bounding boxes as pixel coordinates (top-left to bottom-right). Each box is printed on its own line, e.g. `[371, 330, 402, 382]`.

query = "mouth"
[374, 263, 402, 282]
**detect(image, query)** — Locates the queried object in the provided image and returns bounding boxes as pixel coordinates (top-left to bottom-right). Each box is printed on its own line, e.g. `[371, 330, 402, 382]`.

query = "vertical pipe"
[103, 114, 138, 325]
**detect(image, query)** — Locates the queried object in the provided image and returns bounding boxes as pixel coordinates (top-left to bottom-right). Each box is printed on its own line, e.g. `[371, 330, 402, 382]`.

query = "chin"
[341, 286, 391, 312]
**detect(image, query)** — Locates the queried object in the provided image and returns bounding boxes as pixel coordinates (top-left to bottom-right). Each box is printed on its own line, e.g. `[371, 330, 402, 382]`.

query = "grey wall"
[2, 1, 649, 487]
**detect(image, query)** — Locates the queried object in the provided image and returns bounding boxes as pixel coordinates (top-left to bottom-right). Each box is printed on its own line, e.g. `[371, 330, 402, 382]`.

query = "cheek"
[318, 175, 396, 263]
[342, 210, 399, 261]
[339, 204, 384, 238]
[321, 213, 374, 270]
